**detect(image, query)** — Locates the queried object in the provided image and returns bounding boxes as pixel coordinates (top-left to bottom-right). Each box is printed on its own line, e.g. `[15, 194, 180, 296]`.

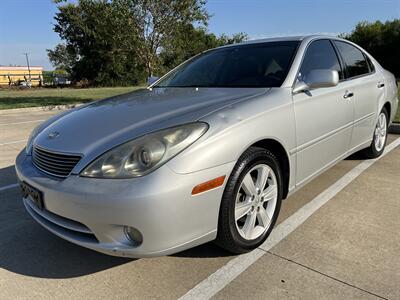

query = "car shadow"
[345, 152, 366, 161]
[174, 242, 234, 259]
[0, 165, 231, 279]
[0, 165, 132, 279]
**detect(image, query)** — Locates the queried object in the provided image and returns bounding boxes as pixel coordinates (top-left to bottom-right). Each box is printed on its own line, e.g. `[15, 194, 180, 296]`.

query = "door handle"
[343, 90, 354, 99]
[377, 82, 385, 88]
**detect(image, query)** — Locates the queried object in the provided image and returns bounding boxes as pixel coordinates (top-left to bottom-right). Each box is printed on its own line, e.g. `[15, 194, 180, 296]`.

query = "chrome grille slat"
[35, 148, 81, 161]
[34, 152, 80, 163]
[32, 146, 82, 178]
[33, 161, 74, 176]
[33, 155, 77, 168]
[33, 159, 71, 173]
[33, 159, 76, 177]
[33, 164, 70, 176]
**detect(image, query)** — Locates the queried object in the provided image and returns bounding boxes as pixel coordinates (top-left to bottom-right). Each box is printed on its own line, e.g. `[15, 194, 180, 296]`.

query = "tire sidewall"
[223, 149, 283, 251]
[371, 108, 388, 157]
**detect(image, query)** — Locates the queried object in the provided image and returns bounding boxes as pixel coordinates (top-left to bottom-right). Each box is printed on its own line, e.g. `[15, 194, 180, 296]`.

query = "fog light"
[123, 226, 143, 246]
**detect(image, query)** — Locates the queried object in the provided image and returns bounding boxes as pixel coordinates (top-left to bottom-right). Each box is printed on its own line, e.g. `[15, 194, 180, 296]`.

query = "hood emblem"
[47, 131, 60, 139]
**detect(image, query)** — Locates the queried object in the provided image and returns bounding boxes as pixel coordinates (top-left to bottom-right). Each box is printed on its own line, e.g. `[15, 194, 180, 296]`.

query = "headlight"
[81, 122, 208, 178]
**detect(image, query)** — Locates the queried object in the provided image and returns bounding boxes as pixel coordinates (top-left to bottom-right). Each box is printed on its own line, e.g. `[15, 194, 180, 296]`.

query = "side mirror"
[147, 76, 160, 86]
[293, 69, 339, 94]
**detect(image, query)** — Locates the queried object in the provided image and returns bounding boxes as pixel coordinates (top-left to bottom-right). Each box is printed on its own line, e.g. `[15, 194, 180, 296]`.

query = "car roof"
[218, 35, 341, 49]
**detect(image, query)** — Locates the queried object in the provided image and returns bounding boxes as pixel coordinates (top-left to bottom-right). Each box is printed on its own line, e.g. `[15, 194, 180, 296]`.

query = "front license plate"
[20, 181, 44, 210]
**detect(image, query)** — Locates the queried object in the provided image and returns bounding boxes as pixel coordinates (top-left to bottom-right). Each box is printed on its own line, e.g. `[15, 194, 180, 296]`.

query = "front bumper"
[15, 151, 235, 257]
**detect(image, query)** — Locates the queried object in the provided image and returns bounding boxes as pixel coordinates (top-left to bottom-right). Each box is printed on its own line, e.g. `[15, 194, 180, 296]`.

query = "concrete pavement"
[0, 108, 399, 299]
[215, 148, 400, 300]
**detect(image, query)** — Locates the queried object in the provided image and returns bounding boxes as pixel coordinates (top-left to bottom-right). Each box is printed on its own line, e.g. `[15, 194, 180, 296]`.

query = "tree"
[117, 0, 209, 77]
[51, 0, 146, 85]
[217, 32, 248, 45]
[159, 25, 247, 73]
[341, 19, 400, 78]
[47, 43, 77, 74]
[49, 0, 247, 86]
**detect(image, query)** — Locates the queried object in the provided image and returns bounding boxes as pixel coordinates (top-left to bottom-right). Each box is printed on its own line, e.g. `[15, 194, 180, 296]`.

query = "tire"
[215, 147, 283, 254]
[361, 107, 388, 159]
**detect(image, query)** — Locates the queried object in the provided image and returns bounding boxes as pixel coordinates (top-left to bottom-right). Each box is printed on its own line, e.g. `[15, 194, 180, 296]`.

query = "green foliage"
[341, 19, 400, 78]
[51, 0, 146, 86]
[47, 44, 77, 74]
[42, 71, 54, 85]
[119, 0, 210, 77]
[48, 0, 247, 86]
[158, 25, 247, 73]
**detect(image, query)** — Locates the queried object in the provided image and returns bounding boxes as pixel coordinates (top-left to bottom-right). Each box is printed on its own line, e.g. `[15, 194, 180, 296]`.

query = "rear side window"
[334, 41, 370, 78]
[299, 40, 343, 81]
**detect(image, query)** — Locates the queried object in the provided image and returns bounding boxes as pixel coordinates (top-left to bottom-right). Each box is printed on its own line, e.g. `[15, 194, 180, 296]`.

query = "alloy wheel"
[234, 164, 278, 240]
[374, 112, 387, 152]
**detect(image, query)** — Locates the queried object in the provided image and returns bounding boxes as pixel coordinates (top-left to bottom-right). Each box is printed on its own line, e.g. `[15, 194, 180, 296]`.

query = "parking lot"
[1, 108, 399, 300]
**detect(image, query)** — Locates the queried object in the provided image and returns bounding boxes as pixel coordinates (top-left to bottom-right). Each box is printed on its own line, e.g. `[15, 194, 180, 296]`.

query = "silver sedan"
[16, 35, 398, 257]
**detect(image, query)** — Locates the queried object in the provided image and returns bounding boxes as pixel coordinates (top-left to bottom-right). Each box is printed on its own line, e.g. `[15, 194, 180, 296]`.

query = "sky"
[0, 0, 399, 70]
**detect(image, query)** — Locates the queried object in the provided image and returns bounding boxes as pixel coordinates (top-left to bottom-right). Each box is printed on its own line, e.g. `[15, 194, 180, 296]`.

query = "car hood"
[34, 87, 268, 163]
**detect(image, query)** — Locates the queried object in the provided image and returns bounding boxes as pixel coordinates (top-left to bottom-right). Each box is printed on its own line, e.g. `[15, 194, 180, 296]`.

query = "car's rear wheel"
[215, 147, 282, 254]
[361, 108, 388, 158]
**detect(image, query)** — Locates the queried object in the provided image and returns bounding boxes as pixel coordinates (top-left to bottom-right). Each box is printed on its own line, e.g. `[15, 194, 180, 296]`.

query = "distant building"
[0, 66, 43, 86]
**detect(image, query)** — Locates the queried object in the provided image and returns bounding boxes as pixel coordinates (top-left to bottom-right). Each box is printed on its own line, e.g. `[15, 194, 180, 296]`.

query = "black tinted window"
[334, 41, 370, 78]
[299, 40, 343, 81]
[155, 41, 299, 88]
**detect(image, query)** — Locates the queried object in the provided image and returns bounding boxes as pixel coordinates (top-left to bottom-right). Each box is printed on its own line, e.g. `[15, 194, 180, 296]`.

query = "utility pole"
[23, 52, 31, 82]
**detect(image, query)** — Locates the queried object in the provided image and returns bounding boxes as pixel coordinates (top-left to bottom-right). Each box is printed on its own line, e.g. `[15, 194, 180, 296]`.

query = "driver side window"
[299, 40, 343, 82]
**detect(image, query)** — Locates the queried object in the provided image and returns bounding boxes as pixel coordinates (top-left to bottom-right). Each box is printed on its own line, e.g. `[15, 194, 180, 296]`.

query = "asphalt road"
[0, 108, 399, 300]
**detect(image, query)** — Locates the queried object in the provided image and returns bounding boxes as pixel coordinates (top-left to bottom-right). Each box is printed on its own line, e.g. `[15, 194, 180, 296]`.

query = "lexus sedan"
[16, 35, 398, 257]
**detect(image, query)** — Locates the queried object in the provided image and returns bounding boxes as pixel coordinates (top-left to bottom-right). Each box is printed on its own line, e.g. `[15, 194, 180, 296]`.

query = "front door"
[293, 39, 354, 186]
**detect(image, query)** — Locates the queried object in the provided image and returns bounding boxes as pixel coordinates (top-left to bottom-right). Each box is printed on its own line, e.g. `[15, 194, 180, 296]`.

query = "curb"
[0, 103, 83, 115]
[389, 123, 400, 134]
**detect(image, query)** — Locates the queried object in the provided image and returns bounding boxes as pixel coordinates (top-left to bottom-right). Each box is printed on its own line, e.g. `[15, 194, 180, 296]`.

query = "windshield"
[155, 41, 299, 88]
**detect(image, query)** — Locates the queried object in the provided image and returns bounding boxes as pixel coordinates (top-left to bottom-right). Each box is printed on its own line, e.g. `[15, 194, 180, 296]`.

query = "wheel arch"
[250, 139, 290, 199]
[383, 102, 391, 122]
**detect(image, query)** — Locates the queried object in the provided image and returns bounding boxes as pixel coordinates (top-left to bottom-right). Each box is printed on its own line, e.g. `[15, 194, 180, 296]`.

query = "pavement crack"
[263, 250, 389, 300]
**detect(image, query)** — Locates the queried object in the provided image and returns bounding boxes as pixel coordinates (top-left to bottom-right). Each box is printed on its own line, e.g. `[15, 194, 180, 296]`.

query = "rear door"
[293, 39, 354, 185]
[333, 41, 384, 150]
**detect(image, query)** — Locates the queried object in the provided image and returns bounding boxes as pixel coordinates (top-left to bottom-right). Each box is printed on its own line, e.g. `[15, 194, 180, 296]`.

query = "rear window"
[155, 41, 300, 88]
[334, 41, 370, 78]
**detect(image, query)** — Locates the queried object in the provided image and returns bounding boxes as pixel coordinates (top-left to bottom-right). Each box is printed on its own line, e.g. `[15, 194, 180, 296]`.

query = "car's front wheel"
[215, 147, 282, 254]
[362, 107, 388, 158]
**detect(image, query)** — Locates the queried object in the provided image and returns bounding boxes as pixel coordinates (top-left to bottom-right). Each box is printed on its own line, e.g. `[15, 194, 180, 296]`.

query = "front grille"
[32, 146, 82, 178]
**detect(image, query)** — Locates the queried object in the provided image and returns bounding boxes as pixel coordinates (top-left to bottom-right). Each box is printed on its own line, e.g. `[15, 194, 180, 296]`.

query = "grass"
[0, 86, 144, 110]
